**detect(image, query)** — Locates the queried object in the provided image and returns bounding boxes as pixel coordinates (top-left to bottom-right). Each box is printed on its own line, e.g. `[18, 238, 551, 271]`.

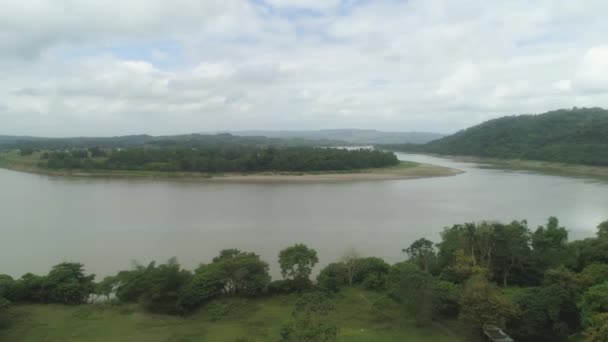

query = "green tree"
[579, 282, 608, 328]
[585, 313, 608, 342]
[509, 266, 581, 341]
[341, 247, 360, 286]
[443, 250, 486, 283]
[577, 264, 608, 289]
[532, 217, 570, 271]
[211, 249, 271, 296]
[458, 275, 516, 336]
[596, 220, 608, 240]
[280, 291, 337, 341]
[44, 262, 95, 304]
[139, 258, 192, 314]
[491, 220, 531, 287]
[0, 275, 14, 300]
[279, 244, 319, 280]
[95, 276, 118, 302]
[387, 261, 436, 326]
[356, 257, 390, 290]
[403, 238, 436, 272]
[316, 263, 347, 292]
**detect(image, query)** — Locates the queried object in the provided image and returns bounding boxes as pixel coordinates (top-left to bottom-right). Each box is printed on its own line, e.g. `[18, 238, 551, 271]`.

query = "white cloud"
[264, 0, 341, 10]
[1, 0, 608, 136]
[436, 63, 481, 98]
[574, 45, 608, 93]
[553, 80, 572, 92]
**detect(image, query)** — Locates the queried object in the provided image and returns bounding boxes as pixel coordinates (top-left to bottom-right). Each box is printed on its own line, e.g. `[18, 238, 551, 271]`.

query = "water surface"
[1, 153, 607, 278]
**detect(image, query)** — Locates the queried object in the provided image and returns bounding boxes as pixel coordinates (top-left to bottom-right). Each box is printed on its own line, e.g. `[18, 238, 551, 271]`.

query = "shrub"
[316, 263, 347, 292]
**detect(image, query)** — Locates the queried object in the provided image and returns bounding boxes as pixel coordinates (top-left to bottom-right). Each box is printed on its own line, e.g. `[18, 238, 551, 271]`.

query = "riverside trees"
[2, 218, 608, 341]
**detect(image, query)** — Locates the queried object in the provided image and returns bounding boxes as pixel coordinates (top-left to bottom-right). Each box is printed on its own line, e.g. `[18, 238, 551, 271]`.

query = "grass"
[0, 288, 463, 342]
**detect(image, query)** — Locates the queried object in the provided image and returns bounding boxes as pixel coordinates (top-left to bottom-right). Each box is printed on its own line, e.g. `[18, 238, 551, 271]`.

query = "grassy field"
[0, 150, 462, 182]
[0, 288, 462, 342]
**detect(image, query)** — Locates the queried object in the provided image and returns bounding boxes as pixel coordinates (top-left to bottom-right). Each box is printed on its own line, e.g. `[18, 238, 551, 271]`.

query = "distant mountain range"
[231, 129, 445, 145]
[382, 107, 608, 166]
[0, 133, 342, 149]
[0, 129, 444, 149]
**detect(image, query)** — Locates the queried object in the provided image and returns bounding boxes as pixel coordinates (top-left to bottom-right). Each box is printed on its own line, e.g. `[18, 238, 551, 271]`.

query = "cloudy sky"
[1, 0, 608, 137]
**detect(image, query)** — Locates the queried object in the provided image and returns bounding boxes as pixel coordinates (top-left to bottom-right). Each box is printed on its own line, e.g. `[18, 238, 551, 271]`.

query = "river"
[1, 153, 607, 278]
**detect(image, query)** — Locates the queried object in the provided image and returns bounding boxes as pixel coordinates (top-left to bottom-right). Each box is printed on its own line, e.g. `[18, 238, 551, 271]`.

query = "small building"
[483, 325, 514, 342]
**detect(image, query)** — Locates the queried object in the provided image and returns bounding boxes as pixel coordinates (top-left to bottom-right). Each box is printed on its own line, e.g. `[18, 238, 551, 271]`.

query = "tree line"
[2, 218, 608, 341]
[381, 107, 608, 166]
[39, 146, 400, 173]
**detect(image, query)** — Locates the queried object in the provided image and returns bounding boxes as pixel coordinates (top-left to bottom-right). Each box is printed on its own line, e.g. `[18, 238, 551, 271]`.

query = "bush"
[113, 259, 192, 314]
[44, 263, 95, 305]
[178, 250, 271, 314]
[432, 280, 460, 318]
[0, 275, 14, 300]
[353, 257, 390, 284]
[361, 273, 387, 291]
[9, 273, 46, 303]
[268, 278, 313, 295]
[316, 263, 347, 292]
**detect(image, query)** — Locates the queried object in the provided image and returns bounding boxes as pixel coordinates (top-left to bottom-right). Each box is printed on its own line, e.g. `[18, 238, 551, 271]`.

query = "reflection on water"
[1, 153, 607, 278]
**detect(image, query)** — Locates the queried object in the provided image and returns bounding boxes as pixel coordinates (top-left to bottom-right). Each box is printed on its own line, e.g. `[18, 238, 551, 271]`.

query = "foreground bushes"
[2, 217, 608, 341]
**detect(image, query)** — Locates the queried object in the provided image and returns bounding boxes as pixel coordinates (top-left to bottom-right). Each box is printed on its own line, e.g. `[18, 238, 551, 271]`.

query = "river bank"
[442, 155, 608, 179]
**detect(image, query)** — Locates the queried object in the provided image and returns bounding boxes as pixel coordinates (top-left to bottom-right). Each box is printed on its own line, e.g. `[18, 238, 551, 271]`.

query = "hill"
[232, 129, 444, 145]
[0, 133, 343, 149]
[382, 107, 608, 166]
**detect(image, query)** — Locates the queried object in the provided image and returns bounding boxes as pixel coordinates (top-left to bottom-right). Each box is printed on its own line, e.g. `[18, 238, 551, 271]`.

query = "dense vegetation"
[2, 218, 608, 341]
[0, 133, 343, 150]
[38, 147, 400, 173]
[382, 107, 608, 166]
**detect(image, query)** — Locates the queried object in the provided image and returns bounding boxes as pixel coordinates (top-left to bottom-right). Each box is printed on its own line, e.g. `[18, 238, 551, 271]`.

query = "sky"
[1, 0, 608, 137]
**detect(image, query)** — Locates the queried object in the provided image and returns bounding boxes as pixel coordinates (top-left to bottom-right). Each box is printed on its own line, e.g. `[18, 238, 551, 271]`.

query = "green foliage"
[44, 262, 95, 305]
[585, 313, 608, 342]
[577, 264, 608, 289]
[508, 266, 581, 341]
[387, 261, 436, 326]
[491, 220, 532, 287]
[433, 280, 461, 318]
[315, 257, 390, 292]
[442, 250, 486, 283]
[0, 275, 14, 300]
[579, 283, 608, 328]
[278, 244, 319, 281]
[532, 217, 571, 271]
[112, 259, 192, 314]
[383, 107, 608, 166]
[95, 276, 118, 301]
[268, 278, 313, 295]
[458, 275, 517, 336]
[41, 145, 399, 172]
[403, 238, 436, 272]
[280, 291, 337, 341]
[316, 263, 347, 292]
[19, 148, 34, 156]
[352, 257, 390, 285]
[8, 273, 45, 303]
[178, 250, 270, 313]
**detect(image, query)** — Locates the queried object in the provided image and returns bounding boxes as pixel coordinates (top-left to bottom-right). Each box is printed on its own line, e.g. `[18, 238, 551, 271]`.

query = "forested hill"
[0, 133, 343, 149]
[232, 129, 445, 145]
[381, 107, 608, 166]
